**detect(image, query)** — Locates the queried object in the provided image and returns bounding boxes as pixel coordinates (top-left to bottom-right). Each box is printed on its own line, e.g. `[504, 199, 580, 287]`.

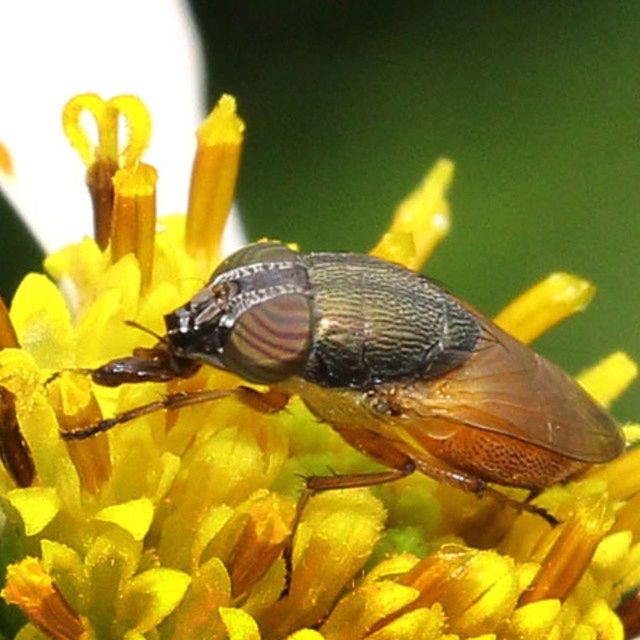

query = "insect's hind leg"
[411, 456, 559, 526]
[59, 386, 289, 440]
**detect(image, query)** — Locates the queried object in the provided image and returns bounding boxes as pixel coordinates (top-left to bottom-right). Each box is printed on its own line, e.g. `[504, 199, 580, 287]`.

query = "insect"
[60, 241, 624, 525]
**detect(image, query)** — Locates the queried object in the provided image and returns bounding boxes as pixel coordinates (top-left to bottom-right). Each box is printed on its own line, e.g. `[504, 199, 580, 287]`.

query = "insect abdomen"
[300, 253, 481, 389]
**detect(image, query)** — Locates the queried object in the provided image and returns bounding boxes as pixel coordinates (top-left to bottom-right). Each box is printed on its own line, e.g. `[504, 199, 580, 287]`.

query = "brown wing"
[404, 318, 624, 463]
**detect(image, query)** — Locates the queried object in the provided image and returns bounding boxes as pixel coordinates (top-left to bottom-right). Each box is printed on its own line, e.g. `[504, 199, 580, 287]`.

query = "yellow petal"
[207, 491, 293, 597]
[117, 568, 191, 636]
[369, 232, 416, 271]
[591, 531, 632, 573]
[169, 557, 231, 640]
[588, 447, 640, 501]
[509, 599, 562, 637]
[371, 158, 453, 270]
[85, 529, 141, 636]
[494, 273, 595, 344]
[10, 274, 75, 369]
[519, 495, 612, 605]
[367, 606, 446, 640]
[577, 352, 637, 408]
[219, 607, 261, 640]
[6, 487, 60, 536]
[261, 490, 385, 638]
[44, 238, 107, 312]
[186, 94, 245, 265]
[405, 545, 519, 637]
[622, 423, 640, 446]
[286, 631, 325, 640]
[95, 498, 154, 542]
[321, 581, 420, 640]
[40, 540, 85, 614]
[582, 599, 624, 640]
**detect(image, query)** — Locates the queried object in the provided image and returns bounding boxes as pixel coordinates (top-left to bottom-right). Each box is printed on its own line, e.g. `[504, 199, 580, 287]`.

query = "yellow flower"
[0, 92, 638, 640]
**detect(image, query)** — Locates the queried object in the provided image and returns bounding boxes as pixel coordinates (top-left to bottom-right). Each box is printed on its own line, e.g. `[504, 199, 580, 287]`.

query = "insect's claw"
[534, 507, 560, 527]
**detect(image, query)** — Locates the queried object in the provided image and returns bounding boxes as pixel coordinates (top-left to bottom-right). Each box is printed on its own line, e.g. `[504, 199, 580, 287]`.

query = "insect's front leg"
[59, 386, 290, 441]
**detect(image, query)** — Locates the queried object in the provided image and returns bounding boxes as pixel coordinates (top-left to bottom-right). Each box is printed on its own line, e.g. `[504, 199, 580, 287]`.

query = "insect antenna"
[44, 368, 94, 386]
[124, 320, 168, 344]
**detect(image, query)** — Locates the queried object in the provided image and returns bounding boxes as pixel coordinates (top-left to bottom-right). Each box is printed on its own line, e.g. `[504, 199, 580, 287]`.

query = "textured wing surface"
[407, 319, 624, 463]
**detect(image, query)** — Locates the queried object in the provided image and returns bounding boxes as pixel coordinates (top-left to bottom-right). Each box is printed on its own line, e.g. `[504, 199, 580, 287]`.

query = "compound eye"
[221, 293, 312, 383]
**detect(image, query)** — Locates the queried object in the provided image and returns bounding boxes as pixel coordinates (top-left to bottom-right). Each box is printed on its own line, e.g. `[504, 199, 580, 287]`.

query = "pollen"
[1, 557, 86, 640]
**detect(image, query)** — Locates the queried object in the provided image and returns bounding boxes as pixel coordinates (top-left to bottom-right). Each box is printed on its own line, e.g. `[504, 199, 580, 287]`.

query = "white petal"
[0, 0, 245, 254]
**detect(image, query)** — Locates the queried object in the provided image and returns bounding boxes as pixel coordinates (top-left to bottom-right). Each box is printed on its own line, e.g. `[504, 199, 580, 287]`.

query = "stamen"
[111, 163, 158, 292]
[107, 96, 152, 169]
[1, 557, 86, 640]
[200, 492, 292, 597]
[494, 273, 595, 344]
[63, 94, 153, 251]
[518, 495, 611, 605]
[63, 94, 116, 249]
[371, 158, 453, 270]
[63, 94, 113, 166]
[186, 94, 245, 265]
[47, 374, 111, 494]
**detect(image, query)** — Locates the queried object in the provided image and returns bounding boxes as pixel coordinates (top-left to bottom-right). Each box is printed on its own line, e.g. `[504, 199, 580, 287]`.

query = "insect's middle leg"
[282, 427, 416, 596]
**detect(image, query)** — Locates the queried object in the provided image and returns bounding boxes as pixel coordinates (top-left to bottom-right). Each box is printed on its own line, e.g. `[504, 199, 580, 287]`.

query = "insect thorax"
[300, 252, 481, 389]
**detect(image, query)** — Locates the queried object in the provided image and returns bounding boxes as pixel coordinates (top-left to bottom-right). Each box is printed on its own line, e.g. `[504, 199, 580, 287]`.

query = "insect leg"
[282, 428, 416, 597]
[411, 456, 559, 525]
[59, 386, 289, 441]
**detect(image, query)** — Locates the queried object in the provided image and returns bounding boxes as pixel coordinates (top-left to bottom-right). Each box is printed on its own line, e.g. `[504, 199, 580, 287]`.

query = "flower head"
[0, 93, 638, 640]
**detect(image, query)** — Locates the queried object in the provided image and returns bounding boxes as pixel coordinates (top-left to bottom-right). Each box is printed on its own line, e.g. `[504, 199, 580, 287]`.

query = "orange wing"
[404, 318, 624, 463]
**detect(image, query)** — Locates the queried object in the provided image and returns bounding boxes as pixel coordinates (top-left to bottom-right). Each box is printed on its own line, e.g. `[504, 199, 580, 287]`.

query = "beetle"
[60, 241, 624, 523]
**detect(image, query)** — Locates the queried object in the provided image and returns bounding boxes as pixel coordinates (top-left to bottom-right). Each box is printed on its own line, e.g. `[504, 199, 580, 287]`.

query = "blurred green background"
[2, 2, 639, 419]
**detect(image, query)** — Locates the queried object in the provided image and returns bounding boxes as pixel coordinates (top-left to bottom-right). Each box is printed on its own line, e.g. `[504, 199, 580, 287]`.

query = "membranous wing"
[404, 318, 624, 463]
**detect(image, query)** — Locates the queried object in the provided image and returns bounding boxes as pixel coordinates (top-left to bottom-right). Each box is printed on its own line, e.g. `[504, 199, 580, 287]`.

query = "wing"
[402, 317, 624, 463]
